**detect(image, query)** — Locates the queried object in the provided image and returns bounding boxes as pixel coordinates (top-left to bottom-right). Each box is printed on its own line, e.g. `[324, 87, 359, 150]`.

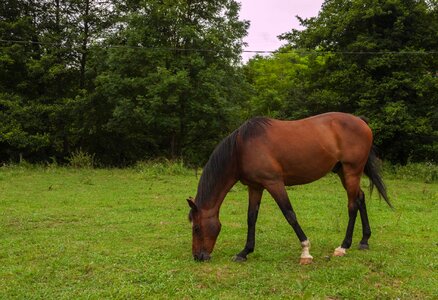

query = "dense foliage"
[1, 0, 436, 165]
[0, 0, 249, 166]
[277, 0, 437, 163]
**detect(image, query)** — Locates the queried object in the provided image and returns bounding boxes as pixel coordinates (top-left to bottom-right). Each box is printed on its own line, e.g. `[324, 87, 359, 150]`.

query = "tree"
[243, 49, 333, 120]
[0, 0, 50, 161]
[78, 0, 249, 165]
[281, 0, 438, 163]
[0, 0, 118, 163]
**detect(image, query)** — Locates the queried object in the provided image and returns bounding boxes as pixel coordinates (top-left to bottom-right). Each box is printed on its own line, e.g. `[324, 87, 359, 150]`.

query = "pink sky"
[239, 0, 324, 61]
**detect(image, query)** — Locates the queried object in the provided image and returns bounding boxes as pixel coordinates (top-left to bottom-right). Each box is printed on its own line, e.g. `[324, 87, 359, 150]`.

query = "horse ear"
[187, 197, 197, 211]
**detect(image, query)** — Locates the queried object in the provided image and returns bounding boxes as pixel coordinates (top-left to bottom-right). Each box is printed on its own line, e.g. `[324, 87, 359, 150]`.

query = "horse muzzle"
[193, 251, 211, 262]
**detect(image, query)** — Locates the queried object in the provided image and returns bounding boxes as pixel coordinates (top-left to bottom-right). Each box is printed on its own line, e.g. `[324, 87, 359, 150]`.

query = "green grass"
[0, 164, 437, 299]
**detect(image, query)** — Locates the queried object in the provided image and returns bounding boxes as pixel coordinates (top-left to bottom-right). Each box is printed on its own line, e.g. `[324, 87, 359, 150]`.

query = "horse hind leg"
[334, 167, 362, 257]
[357, 191, 371, 250]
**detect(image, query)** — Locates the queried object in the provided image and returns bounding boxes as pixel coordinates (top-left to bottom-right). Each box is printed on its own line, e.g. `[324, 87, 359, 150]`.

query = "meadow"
[0, 162, 437, 299]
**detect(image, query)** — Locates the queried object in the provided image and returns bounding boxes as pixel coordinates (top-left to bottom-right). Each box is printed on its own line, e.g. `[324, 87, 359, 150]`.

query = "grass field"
[0, 163, 437, 299]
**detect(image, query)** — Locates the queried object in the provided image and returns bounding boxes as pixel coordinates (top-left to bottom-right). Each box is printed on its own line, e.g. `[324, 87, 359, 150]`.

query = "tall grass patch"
[67, 149, 95, 168]
[384, 162, 437, 183]
[133, 159, 193, 176]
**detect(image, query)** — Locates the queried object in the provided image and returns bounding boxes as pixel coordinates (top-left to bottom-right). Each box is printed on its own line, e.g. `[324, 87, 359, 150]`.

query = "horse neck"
[196, 130, 240, 215]
[196, 170, 238, 216]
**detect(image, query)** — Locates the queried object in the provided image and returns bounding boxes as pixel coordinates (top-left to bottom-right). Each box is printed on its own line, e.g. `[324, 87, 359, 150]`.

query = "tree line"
[1, 0, 437, 166]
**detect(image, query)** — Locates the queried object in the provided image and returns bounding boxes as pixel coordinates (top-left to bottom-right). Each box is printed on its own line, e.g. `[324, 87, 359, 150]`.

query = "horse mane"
[196, 117, 271, 207]
[239, 117, 272, 140]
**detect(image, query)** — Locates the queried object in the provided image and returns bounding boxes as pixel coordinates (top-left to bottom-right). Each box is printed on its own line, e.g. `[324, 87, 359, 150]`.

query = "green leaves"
[278, 0, 438, 163]
[1, 0, 436, 165]
[73, 0, 248, 165]
[0, 0, 249, 165]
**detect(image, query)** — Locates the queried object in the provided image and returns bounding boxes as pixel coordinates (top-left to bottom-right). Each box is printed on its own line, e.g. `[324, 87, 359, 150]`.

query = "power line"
[0, 39, 216, 52]
[0, 39, 437, 55]
[244, 50, 438, 55]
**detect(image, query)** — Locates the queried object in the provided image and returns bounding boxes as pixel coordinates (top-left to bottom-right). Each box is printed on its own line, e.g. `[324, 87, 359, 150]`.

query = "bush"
[67, 149, 95, 169]
[134, 159, 192, 176]
[383, 162, 437, 183]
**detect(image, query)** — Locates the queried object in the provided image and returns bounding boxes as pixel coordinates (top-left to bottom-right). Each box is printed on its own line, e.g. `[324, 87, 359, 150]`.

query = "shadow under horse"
[187, 112, 392, 264]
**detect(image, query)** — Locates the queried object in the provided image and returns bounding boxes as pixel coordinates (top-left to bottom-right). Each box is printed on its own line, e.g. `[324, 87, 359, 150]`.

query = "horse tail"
[364, 145, 393, 208]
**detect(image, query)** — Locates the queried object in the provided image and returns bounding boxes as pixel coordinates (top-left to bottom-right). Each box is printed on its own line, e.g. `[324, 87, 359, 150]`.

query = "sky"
[238, 0, 324, 61]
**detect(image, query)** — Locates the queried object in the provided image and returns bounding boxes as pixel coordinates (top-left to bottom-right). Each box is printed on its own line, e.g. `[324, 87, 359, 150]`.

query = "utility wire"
[0, 39, 437, 55]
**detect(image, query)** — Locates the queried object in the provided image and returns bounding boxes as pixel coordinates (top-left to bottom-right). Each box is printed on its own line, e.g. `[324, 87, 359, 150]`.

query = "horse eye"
[193, 224, 200, 234]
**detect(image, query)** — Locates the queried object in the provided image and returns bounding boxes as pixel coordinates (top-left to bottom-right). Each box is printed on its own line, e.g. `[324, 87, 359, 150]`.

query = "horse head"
[187, 197, 221, 261]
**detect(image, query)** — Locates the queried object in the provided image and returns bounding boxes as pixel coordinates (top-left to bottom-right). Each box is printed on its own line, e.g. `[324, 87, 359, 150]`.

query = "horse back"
[237, 112, 372, 186]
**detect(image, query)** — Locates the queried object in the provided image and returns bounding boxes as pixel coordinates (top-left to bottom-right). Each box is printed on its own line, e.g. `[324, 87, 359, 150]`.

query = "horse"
[187, 112, 391, 264]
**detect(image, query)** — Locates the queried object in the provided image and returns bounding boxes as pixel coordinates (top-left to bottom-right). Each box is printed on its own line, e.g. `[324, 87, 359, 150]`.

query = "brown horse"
[187, 112, 391, 264]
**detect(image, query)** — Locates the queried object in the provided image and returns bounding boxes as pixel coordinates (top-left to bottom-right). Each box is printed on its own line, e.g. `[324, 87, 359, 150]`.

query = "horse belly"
[281, 156, 336, 185]
[240, 137, 337, 186]
[278, 145, 337, 185]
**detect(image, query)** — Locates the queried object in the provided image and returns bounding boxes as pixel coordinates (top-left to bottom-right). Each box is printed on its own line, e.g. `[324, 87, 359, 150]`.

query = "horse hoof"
[333, 247, 346, 257]
[299, 257, 313, 265]
[358, 243, 369, 250]
[232, 255, 247, 262]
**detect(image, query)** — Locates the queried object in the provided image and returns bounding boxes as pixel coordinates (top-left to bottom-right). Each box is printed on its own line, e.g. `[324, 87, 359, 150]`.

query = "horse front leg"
[233, 186, 263, 262]
[265, 182, 313, 265]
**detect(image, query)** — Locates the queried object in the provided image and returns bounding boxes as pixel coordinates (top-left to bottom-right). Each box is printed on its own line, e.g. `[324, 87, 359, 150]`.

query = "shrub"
[67, 149, 95, 169]
[134, 159, 192, 176]
[384, 162, 437, 183]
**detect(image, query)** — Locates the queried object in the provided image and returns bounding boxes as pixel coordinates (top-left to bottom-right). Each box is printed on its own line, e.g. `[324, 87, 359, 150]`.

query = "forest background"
[1, 0, 437, 167]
